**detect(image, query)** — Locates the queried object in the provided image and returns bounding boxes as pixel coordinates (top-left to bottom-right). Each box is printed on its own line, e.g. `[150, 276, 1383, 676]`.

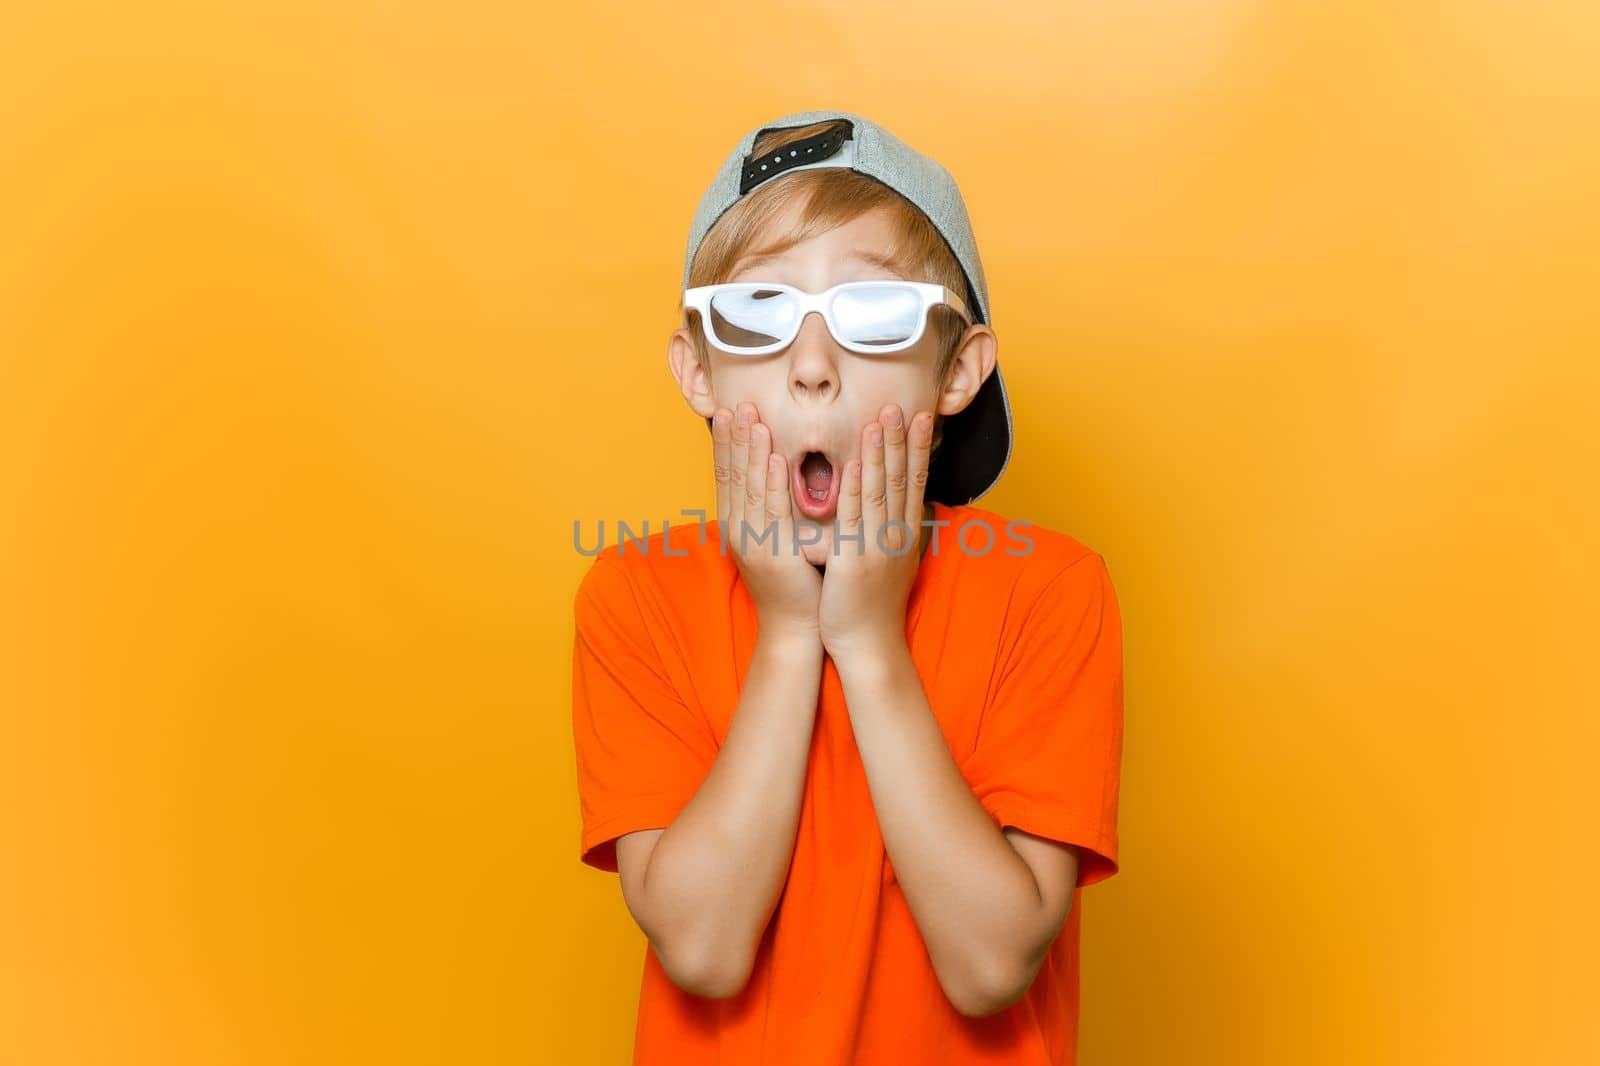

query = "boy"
[570, 109, 1124, 1065]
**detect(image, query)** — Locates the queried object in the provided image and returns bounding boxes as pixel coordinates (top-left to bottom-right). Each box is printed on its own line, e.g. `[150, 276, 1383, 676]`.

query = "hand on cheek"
[819, 404, 934, 662]
[711, 402, 823, 644]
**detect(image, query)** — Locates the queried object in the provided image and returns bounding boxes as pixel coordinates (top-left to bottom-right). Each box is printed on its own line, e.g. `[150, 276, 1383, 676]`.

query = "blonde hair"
[680, 119, 975, 460]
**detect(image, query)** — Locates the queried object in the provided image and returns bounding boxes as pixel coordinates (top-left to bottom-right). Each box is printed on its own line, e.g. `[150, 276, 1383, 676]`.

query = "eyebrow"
[729, 248, 905, 277]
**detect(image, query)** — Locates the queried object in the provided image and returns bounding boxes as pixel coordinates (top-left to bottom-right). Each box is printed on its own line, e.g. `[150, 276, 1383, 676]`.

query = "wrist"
[824, 628, 910, 678]
[755, 621, 824, 657]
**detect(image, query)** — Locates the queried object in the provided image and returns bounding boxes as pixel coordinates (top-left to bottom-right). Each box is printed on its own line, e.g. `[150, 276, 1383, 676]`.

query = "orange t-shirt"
[570, 500, 1124, 1065]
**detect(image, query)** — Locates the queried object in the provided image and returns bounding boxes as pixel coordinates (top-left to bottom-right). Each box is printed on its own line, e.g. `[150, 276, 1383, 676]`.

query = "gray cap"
[681, 108, 1013, 507]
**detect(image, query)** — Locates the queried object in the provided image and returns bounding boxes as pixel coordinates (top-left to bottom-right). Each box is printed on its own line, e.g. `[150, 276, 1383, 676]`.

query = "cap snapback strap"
[739, 124, 856, 195]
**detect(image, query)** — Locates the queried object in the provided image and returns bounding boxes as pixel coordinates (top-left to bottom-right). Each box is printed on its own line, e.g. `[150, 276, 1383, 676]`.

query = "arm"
[816, 405, 1106, 1016]
[616, 625, 823, 1000]
[832, 641, 1080, 1018]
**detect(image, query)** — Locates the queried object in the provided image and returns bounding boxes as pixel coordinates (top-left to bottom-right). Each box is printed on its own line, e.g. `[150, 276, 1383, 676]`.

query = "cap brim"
[925, 362, 1012, 506]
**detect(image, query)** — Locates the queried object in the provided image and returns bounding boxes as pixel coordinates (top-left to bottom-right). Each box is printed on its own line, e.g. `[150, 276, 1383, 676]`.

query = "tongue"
[800, 452, 833, 494]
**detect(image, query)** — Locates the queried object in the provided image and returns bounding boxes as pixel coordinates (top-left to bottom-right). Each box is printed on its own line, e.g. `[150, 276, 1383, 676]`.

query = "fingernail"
[868, 425, 883, 445]
[736, 407, 749, 426]
[885, 410, 902, 429]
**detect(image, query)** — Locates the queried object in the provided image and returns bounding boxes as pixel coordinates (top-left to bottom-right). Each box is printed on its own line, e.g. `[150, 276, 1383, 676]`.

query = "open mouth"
[793, 450, 840, 518]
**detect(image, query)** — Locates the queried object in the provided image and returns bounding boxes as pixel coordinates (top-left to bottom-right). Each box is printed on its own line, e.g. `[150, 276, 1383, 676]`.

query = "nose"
[788, 311, 838, 403]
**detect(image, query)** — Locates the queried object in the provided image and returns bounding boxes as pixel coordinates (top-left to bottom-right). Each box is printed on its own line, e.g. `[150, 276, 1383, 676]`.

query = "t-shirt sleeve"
[570, 555, 717, 873]
[961, 550, 1125, 887]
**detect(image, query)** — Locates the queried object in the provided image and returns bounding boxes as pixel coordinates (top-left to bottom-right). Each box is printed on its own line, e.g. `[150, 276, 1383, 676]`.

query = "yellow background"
[3, 1, 1596, 1063]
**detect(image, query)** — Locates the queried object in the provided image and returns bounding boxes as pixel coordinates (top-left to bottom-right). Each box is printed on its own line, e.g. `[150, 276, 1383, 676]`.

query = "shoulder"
[934, 502, 1107, 595]
[572, 513, 737, 617]
[919, 504, 1115, 661]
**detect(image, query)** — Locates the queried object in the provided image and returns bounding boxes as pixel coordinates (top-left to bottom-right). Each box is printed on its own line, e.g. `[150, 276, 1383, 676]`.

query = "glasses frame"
[682, 279, 972, 356]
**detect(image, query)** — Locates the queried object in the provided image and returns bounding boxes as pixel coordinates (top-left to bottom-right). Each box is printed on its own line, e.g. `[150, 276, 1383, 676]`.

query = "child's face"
[669, 202, 996, 568]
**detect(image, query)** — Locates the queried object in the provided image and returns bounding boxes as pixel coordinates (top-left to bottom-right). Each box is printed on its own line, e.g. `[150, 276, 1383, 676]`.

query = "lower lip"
[793, 458, 839, 520]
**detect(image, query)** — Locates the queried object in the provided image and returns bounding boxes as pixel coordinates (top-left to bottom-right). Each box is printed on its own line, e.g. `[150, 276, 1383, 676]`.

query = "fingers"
[861, 420, 887, 534]
[880, 404, 906, 527]
[716, 402, 799, 557]
[719, 402, 931, 562]
[905, 410, 933, 528]
[837, 455, 863, 537]
[765, 446, 791, 540]
[712, 408, 733, 527]
[745, 418, 771, 548]
[728, 403, 751, 546]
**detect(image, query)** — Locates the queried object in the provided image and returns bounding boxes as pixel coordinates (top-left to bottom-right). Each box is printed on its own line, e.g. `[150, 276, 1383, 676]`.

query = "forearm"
[834, 640, 1048, 1015]
[641, 626, 823, 994]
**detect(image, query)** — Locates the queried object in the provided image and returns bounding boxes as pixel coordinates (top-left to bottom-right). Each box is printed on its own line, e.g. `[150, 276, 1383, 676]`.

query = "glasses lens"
[707, 287, 796, 351]
[831, 283, 923, 348]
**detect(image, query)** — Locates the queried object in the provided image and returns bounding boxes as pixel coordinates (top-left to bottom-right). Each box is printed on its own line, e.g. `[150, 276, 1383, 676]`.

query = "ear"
[667, 327, 718, 419]
[935, 324, 999, 419]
